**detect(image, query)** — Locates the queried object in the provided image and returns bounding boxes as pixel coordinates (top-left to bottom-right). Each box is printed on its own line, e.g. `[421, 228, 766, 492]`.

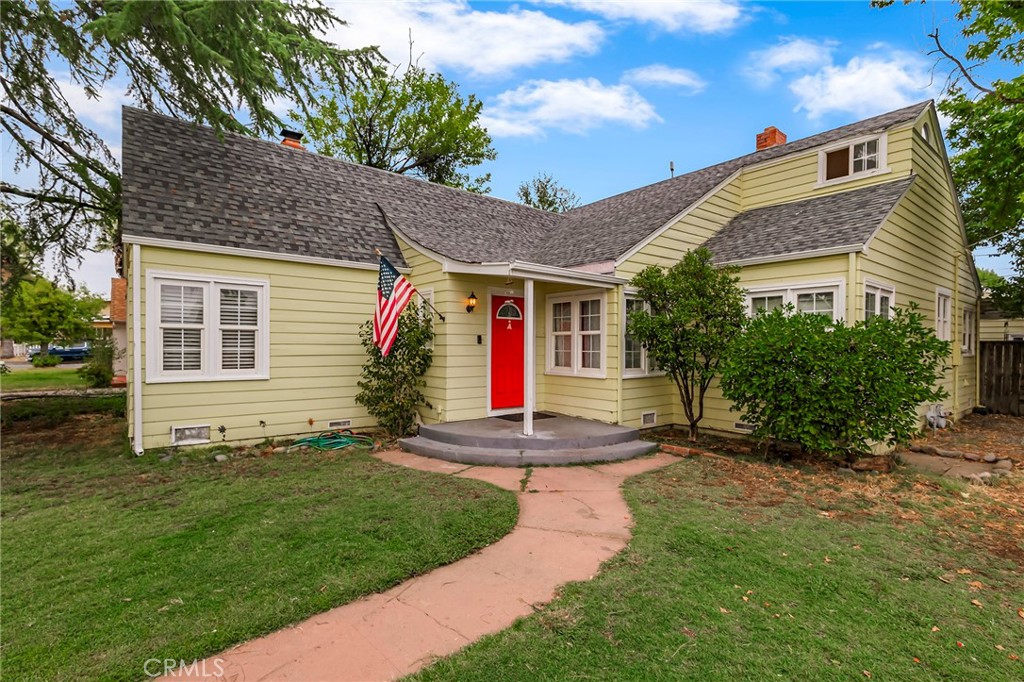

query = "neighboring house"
[980, 299, 1024, 341]
[121, 101, 980, 453]
[110, 277, 128, 384]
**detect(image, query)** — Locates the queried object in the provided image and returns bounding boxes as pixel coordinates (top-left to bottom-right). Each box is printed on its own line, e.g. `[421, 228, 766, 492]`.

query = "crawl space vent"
[328, 419, 352, 429]
[734, 422, 756, 433]
[641, 411, 657, 427]
[170, 424, 211, 445]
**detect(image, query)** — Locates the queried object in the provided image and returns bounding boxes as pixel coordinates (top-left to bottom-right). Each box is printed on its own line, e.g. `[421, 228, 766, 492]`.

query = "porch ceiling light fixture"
[466, 292, 478, 313]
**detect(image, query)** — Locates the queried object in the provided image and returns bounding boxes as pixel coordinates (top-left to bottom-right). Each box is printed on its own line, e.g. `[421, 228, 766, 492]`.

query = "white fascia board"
[121, 234, 404, 273]
[720, 244, 862, 268]
[614, 168, 743, 268]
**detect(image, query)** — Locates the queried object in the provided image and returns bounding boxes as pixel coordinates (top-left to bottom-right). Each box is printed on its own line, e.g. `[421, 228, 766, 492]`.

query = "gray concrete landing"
[399, 414, 659, 466]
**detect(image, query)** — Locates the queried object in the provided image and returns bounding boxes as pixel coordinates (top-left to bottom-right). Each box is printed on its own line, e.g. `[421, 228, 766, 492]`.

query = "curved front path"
[167, 450, 678, 682]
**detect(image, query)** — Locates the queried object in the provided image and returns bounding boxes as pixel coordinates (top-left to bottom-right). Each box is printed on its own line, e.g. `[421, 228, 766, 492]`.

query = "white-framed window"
[818, 135, 888, 185]
[864, 281, 895, 320]
[962, 308, 975, 356]
[746, 281, 843, 321]
[147, 272, 270, 383]
[546, 292, 605, 377]
[623, 295, 661, 377]
[935, 288, 952, 341]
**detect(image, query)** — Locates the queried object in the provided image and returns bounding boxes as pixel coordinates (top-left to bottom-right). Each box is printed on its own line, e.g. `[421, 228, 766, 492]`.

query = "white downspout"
[523, 278, 535, 437]
[131, 243, 144, 455]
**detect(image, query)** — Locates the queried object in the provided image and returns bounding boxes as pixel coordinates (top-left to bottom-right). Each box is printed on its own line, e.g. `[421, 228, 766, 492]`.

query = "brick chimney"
[756, 126, 787, 151]
[281, 129, 304, 149]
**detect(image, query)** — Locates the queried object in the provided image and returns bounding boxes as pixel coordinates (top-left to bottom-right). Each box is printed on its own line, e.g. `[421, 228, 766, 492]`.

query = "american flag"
[373, 256, 416, 357]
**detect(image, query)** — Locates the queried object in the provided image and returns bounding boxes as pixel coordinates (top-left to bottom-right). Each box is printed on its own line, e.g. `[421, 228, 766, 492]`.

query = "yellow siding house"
[121, 101, 980, 452]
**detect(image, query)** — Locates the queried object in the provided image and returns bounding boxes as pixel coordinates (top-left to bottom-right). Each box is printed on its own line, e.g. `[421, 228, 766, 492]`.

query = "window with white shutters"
[147, 273, 268, 382]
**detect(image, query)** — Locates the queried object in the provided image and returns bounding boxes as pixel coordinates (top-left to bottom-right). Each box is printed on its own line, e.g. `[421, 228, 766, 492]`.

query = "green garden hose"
[289, 430, 375, 451]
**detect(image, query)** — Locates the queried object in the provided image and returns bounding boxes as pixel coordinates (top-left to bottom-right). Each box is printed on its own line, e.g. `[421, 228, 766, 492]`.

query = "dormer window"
[819, 135, 887, 184]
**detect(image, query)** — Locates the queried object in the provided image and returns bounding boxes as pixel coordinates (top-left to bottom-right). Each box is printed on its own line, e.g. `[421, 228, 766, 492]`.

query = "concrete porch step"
[398, 436, 659, 467]
[417, 417, 639, 451]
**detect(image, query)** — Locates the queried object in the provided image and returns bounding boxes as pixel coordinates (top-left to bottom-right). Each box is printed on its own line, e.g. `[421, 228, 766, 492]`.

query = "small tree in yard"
[356, 306, 434, 438]
[0, 278, 103, 357]
[627, 247, 746, 441]
[720, 305, 950, 460]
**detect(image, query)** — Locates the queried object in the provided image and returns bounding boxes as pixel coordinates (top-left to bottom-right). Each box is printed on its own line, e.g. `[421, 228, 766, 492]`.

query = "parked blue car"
[28, 344, 91, 362]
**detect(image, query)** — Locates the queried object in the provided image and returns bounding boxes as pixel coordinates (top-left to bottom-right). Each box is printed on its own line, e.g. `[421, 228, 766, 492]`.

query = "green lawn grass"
[411, 456, 1024, 681]
[1, 366, 87, 391]
[1, 411, 518, 681]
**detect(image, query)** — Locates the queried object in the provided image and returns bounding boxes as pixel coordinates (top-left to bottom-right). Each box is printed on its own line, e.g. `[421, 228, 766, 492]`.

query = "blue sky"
[16, 0, 1016, 294]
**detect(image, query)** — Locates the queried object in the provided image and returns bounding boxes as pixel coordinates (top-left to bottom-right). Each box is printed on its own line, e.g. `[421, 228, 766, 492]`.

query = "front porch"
[399, 413, 658, 466]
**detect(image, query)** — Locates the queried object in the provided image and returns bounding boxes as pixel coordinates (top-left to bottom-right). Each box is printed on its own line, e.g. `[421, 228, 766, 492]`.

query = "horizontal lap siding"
[441, 274, 506, 422]
[396, 237, 447, 423]
[859, 115, 979, 419]
[136, 246, 379, 449]
[741, 127, 914, 211]
[616, 176, 742, 280]
[981, 317, 1024, 341]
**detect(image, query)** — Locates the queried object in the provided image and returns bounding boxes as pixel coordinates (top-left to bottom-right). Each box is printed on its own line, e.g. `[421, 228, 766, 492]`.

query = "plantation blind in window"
[219, 288, 258, 371]
[160, 284, 204, 372]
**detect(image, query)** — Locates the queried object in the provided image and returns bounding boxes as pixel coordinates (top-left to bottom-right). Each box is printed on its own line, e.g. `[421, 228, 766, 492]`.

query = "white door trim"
[486, 286, 524, 417]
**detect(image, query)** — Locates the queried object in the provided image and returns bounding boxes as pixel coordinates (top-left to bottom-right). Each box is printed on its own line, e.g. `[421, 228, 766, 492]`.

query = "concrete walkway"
[165, 450, 679, 682]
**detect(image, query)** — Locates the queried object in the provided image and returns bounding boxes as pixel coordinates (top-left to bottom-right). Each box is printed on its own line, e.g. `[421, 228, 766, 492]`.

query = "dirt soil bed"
[907, 413, 1024, 464]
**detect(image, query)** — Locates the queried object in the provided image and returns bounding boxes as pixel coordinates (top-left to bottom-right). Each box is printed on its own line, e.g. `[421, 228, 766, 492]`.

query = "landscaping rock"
[982, 453, 997, 463]
[911, 444, 939, 455]
[964, 473, 985, 485]
[837, 467, 856, 475]
[851, 456, 892, 473]
[214, 454, 229, 462]
[994, 459, 1013, 471]
[159, 453, 173, 462]
[962, 453, 981, 462]
[273, 446, 288, 454]
[935, 449, 961, 459]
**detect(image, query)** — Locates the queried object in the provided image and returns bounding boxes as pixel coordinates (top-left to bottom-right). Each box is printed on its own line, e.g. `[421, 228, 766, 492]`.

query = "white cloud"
[56, 75, 128, 134]
[743, 37, 836, 86]
[542, 0, 745, 33]
[789, 52, 936, 119]
[325, 1, 603, 77]
[481, 78, 661, 137]
[622, 64, 706, 93]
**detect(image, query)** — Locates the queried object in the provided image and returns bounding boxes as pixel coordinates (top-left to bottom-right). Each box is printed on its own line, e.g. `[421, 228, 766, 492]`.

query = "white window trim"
[146, 270, 270, 383]
[745, 279, 846, 322]
[545, 289, 607, 379]
[815, 133, 891, 188]
[961, 308, 975, 356]
[935, 287, 952, 342]
[622, 292, 665, 379]
[864, 279, 896, 320]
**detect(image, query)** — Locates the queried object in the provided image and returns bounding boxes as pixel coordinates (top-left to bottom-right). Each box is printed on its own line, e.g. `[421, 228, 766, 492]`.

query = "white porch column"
[523, 278, 536, 436]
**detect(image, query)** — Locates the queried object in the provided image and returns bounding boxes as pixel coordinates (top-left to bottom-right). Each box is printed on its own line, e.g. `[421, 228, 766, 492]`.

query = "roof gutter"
[717, 244, 863, 268]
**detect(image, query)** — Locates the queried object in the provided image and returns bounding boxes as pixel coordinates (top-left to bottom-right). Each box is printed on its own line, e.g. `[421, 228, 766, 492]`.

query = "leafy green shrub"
[356, 306, 434, 438]
[720, 305, 950, 460]
[627, 247, 746, 441]
[1, 394, 126, 428]
[77, 335, 120, 388]
[31, 353, 62, 367]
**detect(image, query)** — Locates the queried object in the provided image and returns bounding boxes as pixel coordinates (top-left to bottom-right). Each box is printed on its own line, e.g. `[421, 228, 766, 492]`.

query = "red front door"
[491, 295, 525, 410]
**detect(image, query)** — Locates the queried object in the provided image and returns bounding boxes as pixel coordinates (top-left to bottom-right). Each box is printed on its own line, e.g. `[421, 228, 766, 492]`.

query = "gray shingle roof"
[122, 101, 931, 268]
[703, 176, 916, 264]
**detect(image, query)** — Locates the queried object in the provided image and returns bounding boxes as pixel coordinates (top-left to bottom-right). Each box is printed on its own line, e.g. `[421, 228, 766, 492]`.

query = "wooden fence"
[980, 341, 1023, 416]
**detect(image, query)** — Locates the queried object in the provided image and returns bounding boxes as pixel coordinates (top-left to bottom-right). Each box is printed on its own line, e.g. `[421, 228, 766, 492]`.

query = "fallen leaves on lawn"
[719, 607, 731, 614]
[862, 670, 872, 678]
[931, 626, 941, 632]
[957, 568, 973, 575]
[971, 599, 984, 609]
[1018, 607, 1024, 620]
[967, 580, 985, 590]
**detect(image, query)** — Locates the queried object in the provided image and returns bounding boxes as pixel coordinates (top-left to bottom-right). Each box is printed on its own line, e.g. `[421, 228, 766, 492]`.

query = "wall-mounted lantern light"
[466, 292, 478, 313]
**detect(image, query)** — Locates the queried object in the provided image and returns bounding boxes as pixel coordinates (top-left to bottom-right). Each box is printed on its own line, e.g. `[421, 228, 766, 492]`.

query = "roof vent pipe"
[281, 129, 304, 149]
